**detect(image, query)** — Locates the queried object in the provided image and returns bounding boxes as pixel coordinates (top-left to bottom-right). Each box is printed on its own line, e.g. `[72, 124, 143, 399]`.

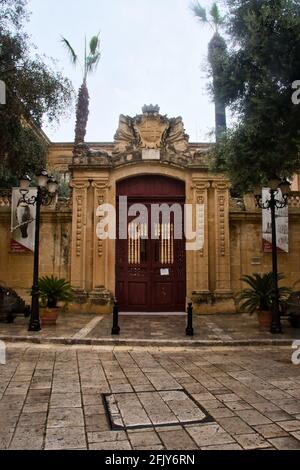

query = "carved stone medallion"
[134, 114, 169, 149]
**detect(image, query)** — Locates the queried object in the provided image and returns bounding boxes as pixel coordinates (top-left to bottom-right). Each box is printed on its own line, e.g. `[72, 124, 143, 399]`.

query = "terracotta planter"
[257, 310, 272, 329]
[40, 307, 60, 326]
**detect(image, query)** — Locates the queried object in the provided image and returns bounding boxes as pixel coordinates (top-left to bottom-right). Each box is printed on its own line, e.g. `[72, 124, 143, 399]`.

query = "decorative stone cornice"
[192, 180, 211, 191]
[72, 143, 113, 167]
[212, 181, 231, 191]
[69, 181, 91, 190]
[91, 180, 109, 190]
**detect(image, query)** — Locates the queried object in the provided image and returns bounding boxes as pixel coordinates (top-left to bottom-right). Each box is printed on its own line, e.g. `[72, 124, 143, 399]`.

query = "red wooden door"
[116, 176, 186, 312]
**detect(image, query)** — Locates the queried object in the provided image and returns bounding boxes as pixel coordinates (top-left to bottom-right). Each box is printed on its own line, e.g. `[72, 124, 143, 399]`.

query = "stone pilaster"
[70, 180, 90, 291]
[212, 181, 232, 295]
[91, 179, 110, 291]
[191, 179, 210, 294]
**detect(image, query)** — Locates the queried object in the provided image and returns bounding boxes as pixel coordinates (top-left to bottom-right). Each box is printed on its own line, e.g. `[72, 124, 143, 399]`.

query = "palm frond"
[61, 37, 78, 65]
[190, 1, 207, 23]
[86, 52, 101, 73]
[89, 34, 100, 55]
[210, 2, 225, 27]
[38, 275, 73, 305]
[278, 286, 292, 300]
[238, 272, 290, 314]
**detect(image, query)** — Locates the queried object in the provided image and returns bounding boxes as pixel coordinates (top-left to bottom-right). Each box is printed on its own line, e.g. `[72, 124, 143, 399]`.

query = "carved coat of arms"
[113, 105, 190, 158]
[134, 114, 168, 149]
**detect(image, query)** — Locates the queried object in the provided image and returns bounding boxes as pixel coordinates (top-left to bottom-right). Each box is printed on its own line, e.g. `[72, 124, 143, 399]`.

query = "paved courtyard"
[0, 313, 299, 346]
[1, 343, 300, 450]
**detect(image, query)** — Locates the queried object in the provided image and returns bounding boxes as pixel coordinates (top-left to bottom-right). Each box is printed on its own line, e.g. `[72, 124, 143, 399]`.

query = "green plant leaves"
[38, 275, 73, 309]
[237, 272, 291, 313]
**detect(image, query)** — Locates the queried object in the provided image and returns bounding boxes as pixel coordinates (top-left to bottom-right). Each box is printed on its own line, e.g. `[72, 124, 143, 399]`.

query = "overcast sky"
[28, 0, 219, 143]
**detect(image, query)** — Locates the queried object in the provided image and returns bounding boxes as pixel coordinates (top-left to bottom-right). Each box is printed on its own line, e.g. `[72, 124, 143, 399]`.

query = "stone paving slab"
[0, 313, 299, 347]
[0, 343, 300, 450]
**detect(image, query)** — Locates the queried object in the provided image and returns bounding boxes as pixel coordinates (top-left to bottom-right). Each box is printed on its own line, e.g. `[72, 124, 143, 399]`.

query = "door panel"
[153, 282, 173, 306]
[116, 176, 186, 312]
[128, 282, 148, 307]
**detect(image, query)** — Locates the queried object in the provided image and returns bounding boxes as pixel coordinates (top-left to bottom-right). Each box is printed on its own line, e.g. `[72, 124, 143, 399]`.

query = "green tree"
[211, 0, 300, 194]
[0, 0, 74, 187]
[61, 34, 101, 149]
[191, 1, 228, 140]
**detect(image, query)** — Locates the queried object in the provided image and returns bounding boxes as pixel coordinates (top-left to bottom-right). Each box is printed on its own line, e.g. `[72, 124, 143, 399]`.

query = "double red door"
[116, 176, 186, 312]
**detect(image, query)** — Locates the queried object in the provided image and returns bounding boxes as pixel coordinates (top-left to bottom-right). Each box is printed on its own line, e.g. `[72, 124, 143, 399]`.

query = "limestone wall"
[0, 197, 72, 303]
[1, 187, 300, 314]
[230, 206, 300, 299]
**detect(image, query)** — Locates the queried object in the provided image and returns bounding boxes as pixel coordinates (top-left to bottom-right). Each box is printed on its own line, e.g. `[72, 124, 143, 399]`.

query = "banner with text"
[11, 188, 37, 253]
[262, 188, 289, 253]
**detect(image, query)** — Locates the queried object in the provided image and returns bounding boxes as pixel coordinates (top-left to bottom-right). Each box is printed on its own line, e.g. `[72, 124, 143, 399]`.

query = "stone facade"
[0, 198, 71, 303]
[1, 106, 300, 314]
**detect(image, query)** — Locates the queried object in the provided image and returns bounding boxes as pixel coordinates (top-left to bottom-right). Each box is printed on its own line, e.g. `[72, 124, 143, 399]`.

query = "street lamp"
[18, 170, 58, 332]
[254, 177, 291, 334]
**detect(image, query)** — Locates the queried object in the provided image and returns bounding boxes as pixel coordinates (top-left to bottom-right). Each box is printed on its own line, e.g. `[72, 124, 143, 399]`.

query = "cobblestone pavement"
[1, 344, 300, 450]
[0, 313, 299, 346]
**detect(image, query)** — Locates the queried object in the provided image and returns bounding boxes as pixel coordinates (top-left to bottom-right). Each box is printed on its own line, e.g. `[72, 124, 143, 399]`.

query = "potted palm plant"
[237, 272, 291, 329]
[38, 276, 73, 326]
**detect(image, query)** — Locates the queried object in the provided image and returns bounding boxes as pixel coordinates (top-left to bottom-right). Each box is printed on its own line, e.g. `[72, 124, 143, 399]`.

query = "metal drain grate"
[103, 389, 215, 430]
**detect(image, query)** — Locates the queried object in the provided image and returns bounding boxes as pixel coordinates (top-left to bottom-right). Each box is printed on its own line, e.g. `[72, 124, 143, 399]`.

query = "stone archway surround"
[69, 163, 234, 314]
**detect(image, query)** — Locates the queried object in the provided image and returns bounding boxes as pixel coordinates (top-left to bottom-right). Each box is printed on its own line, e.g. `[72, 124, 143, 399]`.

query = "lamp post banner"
[10, 188, 37, 253]
[262, 188, 289, 253]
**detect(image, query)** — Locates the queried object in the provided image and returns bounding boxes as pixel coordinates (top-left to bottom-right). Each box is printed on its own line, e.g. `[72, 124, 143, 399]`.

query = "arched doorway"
[116, 175, 186, 312]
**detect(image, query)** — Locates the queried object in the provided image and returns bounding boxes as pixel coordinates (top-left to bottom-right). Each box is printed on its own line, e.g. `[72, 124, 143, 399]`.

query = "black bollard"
[111, 300, 120, 335]
[186, 302, 194, 336]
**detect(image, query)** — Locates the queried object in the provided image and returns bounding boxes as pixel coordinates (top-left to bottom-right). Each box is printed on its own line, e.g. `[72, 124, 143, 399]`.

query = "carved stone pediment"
[164, 117, 190, 154]
[113, 115, 141, 156]
[113, 106, 191, 160]
[70, 106, 210, 169]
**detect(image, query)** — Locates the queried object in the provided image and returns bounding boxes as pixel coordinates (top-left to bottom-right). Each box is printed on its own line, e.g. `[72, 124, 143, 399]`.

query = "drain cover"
[103, 390, 214, 430]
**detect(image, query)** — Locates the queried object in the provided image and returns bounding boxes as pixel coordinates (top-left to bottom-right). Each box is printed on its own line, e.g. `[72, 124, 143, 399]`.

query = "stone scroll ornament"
[113, 105, 191, 158]
[73, 142, 112, 166]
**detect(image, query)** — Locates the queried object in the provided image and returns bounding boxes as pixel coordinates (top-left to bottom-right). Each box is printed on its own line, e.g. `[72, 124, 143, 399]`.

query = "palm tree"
[61, 35, 101, 150]
[191, 2, 227, 140]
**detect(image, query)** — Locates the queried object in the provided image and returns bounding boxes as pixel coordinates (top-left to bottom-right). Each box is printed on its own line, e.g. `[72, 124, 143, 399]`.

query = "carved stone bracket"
[193, 181, 211, 191]
[70, 181, 91, 190]
[91, 181, 109, 191]
[212, 182, 231, 191]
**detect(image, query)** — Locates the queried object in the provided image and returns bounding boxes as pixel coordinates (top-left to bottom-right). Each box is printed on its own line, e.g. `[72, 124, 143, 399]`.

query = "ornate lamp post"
[254, 177, 291, 334]
[19, 171, 58, 332]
